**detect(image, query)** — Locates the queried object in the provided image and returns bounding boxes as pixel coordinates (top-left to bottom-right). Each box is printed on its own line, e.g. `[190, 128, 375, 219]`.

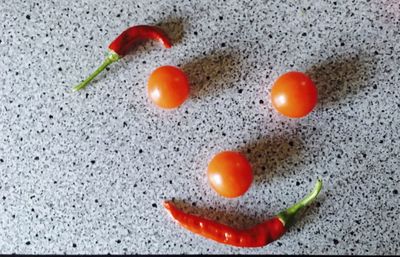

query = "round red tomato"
[207, 151, 253, 198]
[271, 71, 318, 118]
[147, 66, 190, 109]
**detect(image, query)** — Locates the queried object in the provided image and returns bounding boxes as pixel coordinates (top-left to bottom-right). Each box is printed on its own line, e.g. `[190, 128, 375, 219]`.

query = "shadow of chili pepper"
[290, 193, 326, 234]
[306, 52, 375, 109]
[237, 134, 305, 185]
[180, 50, 243, 100]
[155, 16, 186, 46]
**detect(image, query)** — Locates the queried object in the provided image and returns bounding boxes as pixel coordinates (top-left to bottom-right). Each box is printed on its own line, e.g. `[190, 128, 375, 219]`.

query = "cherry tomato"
[207, 151, 253, 198]
[270, 71, 318, 118]
[147, 65, 190, 109]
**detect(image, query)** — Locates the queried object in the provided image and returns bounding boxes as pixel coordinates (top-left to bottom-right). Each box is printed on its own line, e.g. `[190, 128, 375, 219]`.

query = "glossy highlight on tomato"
[147, 65, 190, 109]
[207, 151, 253, 198]
[271, 71, 318, 118]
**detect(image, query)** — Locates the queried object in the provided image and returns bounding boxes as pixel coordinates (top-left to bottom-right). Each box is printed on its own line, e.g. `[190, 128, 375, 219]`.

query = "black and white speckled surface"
[1, 0, 399, 254]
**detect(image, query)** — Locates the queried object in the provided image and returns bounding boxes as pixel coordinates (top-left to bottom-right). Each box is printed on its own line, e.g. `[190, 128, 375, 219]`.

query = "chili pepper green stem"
[73, 52, 120, 92]
[277, 179, 322, 227]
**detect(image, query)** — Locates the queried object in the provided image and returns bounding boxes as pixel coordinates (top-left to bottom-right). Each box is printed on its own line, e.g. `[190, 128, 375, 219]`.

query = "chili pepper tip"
[163, 201, 171, 209]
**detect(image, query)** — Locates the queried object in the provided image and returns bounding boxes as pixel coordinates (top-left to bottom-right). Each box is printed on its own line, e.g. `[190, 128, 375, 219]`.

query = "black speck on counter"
[393, 189, 398, 195]
[72, 243, 77, 248]
[152, 203, 157, 208]
[333, 239, 339, 245]
[25, 241, 31, 245]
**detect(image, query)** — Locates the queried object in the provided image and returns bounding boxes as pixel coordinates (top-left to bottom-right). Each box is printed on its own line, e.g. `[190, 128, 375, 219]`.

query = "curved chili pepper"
[164, 179, 322, 248]
[73, 25, 171, 92]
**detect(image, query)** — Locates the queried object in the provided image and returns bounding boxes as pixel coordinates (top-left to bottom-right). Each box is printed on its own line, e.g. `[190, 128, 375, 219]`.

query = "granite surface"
[0, 0, 399, 254]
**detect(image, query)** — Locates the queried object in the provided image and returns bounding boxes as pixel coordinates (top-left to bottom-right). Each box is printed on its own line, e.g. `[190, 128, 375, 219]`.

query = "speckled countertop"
[1, 0, 399, 254]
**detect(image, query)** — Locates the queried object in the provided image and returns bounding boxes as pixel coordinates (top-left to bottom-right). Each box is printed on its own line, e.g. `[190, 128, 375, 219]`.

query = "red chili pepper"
[164, 179, 322, 248]
[73, 25, 171, 91]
